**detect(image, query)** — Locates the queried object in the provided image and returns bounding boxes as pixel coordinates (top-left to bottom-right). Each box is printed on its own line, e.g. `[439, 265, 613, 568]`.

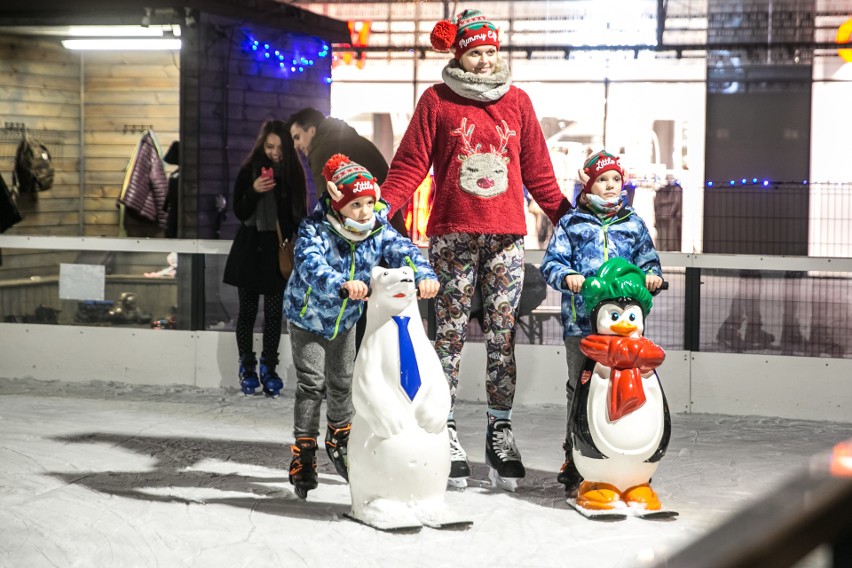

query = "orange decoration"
[838, 18, 852, 63]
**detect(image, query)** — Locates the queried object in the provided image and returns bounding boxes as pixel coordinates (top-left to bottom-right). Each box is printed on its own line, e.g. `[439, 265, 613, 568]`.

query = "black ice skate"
[486, 419, 525, 492]
[325, 423, 351, 481]
[447, 420, 470, 488]
[557, 441, 583, 496]
[238, 352, 260, 396]
[259, 353, 283, 398]
[289, 437, 319, 499]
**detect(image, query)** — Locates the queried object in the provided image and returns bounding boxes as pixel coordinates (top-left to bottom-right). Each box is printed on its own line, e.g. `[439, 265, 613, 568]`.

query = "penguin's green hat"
[581, 257, 654, 317]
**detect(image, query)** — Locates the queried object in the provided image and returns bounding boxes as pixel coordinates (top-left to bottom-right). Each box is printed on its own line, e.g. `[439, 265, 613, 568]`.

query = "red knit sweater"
[381, 83, 570, 237]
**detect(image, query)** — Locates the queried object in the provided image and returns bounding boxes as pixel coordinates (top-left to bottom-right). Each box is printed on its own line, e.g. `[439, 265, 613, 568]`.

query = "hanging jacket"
[540, 205, 662, 338]
[283, 196, 436, 340]
[117, 130, 168, 228]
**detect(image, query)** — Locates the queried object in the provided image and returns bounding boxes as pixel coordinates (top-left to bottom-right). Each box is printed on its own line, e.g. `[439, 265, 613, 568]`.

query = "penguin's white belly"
[575, 363, 665, 489]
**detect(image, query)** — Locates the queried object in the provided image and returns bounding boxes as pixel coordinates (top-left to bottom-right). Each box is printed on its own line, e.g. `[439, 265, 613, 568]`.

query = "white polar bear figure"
[348, 266, 467, 530]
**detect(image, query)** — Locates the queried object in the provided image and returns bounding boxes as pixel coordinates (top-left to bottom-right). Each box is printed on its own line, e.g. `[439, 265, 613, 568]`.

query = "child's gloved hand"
[342, 280, 370, 300]
[564, 273, 585, 293]
[418, 279, 439, 299]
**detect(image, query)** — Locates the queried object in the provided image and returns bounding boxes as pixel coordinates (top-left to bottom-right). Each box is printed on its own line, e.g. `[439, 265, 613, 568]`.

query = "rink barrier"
[1, 236, 852, 422]
[657, 439, 852, 568]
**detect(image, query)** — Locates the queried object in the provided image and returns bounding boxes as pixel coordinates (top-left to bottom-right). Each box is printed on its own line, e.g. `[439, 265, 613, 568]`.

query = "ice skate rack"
[656, 438, 852, 568]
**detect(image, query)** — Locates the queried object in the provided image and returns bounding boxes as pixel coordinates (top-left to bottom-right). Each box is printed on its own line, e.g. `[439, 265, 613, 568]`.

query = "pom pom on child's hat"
[323, 154, 379, 211]
[430, 9, 500, 60]
[582, 150, 625, 193]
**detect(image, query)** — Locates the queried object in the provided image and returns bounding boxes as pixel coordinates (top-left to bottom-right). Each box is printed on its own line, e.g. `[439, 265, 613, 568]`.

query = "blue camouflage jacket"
[283, 196, 436, 339]
[540, 204, 662, 338]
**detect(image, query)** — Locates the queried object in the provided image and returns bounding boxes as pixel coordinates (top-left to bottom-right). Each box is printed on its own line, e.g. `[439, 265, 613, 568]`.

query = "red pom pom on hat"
[323, 153, 350, 182]
[430, 20, 457, 51]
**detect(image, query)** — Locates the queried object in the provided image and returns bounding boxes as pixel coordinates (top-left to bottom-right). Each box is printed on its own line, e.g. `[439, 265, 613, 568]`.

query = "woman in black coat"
[223, 119, 307, 396]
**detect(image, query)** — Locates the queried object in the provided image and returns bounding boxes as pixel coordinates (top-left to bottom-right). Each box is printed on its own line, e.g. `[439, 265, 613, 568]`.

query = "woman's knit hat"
[323, 153, 379, 211]
[582, 150, 624, 193]
[430, 9, 500, 60]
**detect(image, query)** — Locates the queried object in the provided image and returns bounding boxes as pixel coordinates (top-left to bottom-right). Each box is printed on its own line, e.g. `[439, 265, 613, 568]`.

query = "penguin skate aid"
[565, 258, 677, 519]
[281, 153, 439, 500]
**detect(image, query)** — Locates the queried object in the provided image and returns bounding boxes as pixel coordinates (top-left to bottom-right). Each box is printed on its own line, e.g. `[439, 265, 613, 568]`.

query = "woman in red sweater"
[380, 9, 570, 490]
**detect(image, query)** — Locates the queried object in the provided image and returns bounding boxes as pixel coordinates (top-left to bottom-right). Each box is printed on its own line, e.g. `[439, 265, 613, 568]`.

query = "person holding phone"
[223, 119, 307, 397]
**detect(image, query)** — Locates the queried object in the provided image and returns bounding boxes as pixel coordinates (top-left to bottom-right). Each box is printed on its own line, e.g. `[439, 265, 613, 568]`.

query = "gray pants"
[290, 325, 356, 439]
[563, 336, 586, 446]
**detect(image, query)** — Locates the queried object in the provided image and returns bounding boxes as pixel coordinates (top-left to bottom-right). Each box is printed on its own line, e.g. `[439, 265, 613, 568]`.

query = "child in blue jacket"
[283, 154, 438, 498]
[540, 150, 663, 494]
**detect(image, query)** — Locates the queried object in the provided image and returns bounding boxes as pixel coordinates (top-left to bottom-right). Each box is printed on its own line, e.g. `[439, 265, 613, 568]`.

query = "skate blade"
[344, 512, 422, 533]
[293, 487, 309, 499]
[487, 467, 520, 492]
[567, 498, 628, 521]
[627, 503, 679, 520]
[447, 477, 468, 489]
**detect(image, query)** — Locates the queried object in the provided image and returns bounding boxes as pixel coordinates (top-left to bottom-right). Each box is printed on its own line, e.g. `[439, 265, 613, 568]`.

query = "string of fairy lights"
[245, 32, 332, 84]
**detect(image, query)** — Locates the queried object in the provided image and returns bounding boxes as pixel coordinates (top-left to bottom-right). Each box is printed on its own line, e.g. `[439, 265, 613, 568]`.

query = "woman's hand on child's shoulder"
[564, 274, 585, 293]
[418, 279, 440, 299]
[646, 274, 664, 292]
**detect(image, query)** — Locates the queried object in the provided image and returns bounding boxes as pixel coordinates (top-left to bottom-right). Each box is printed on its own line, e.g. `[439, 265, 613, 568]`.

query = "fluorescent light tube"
[61, 39, 181, 50]
[67, 26, 164, 37]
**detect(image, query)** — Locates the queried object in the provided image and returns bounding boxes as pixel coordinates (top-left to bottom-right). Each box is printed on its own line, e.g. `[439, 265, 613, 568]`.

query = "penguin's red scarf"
[580, 335, 666, 421]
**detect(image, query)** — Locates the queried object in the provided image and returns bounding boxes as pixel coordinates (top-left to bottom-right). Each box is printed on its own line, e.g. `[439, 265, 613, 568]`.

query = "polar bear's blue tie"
[392, 315, 421, 401]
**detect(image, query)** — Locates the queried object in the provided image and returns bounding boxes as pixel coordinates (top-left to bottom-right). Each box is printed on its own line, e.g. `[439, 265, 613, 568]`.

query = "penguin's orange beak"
[610, 320, 637, 336]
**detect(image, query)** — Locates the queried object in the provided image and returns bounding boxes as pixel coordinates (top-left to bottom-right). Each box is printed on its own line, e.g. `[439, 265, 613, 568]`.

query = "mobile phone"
[261, 167, 273, 179]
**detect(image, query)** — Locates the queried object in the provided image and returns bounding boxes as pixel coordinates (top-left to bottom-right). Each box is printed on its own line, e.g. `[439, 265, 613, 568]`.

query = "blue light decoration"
[704, 177, 808, 188]
[243, 30, 331, 81]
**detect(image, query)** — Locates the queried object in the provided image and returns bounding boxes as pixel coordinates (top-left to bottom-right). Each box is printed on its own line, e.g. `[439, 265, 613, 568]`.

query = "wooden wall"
[0, 33, 179, 281]
[0, 35, 81, 237]
[82, 50, 179, 237]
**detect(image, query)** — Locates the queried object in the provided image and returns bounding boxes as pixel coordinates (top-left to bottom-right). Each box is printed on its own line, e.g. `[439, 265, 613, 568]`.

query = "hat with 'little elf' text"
[322, 154, 379, 211]
[582, 150, 624, 193]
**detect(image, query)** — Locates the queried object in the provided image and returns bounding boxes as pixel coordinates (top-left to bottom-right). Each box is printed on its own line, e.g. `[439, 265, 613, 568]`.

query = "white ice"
[1, 377, 850, 568]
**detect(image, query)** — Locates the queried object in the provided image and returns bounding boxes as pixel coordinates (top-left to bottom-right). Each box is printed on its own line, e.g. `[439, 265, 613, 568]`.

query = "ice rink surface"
[2, 377, 851, 568]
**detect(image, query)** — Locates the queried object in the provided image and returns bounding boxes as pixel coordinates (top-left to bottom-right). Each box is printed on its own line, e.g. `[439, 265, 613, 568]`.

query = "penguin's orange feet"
[576, 481, 623, 510]
[623, 483, 662, 510]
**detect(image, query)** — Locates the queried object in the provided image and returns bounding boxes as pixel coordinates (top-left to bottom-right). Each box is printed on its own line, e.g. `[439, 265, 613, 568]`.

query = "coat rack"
[0, 122, 65, 163]
[122, 124, 154, 135]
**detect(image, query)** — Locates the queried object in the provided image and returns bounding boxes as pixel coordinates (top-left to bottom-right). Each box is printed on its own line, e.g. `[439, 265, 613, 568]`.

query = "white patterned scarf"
[441, 59, 511, 102]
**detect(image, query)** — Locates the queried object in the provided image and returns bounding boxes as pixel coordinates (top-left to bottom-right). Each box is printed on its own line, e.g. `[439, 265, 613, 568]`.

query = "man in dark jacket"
[289, 107, 407, 235]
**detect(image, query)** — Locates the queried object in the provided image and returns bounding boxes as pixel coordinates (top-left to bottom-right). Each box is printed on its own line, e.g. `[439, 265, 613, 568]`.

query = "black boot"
[259, 353, 283, 398]
[289, 437, 318, 499]
[556, 440, 583, 495]
[239, 352, 259, 396]
[325, 423, 351, 481]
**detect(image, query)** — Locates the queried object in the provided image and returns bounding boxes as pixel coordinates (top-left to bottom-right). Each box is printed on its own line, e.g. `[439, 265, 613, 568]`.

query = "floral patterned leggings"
[429, 233, 525, 412]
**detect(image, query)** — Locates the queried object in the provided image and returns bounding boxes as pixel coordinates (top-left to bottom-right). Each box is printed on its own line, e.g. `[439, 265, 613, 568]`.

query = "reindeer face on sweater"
[452, 117, 515, 198]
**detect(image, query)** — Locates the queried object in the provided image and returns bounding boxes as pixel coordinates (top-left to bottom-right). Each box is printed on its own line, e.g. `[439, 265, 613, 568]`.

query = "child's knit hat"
[430, 9, 500, 60]
[323, 154, 379, 211]
[582, 150, 624, 193]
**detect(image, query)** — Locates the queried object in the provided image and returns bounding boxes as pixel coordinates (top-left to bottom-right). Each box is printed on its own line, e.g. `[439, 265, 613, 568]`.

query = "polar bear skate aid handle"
[652, 280, 669, 296]
[340, 288, 372, 299]
[339, 287, 424, 299]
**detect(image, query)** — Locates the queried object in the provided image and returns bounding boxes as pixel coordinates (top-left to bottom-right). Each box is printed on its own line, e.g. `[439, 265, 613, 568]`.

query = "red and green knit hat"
[582, 150, 624, 193]
[430, 9, 500, 60]
[322, 153, 378, 211]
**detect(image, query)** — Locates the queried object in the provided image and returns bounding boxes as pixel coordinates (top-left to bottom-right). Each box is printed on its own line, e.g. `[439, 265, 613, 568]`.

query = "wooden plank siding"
[0, 33, 179, 279]
[82, 49, 179, 238]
